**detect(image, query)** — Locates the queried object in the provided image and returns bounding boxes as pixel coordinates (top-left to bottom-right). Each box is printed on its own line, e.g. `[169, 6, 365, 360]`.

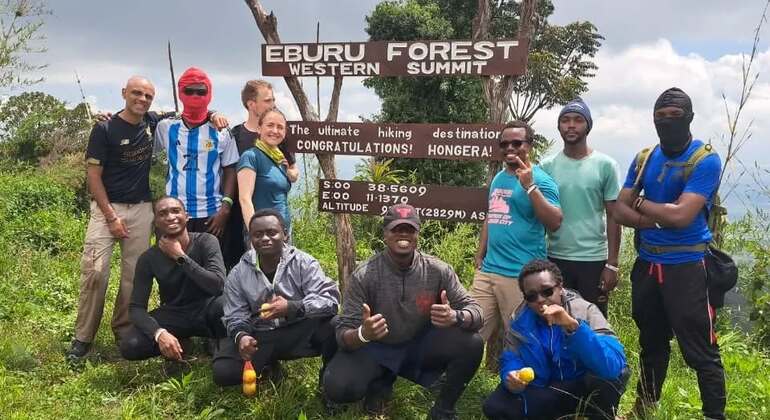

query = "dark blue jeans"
[483, 369, 629, 420]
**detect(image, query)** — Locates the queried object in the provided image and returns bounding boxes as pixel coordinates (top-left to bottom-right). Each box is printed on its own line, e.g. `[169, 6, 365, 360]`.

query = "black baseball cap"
[383, 204, 421, 231]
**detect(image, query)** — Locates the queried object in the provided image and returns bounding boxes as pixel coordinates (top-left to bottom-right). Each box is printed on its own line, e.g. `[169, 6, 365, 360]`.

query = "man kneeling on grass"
[322, 204, 483, 420]
[120, 196, 227, 361]
[482, 259, 628, 420]
[213, 209, 340, 386]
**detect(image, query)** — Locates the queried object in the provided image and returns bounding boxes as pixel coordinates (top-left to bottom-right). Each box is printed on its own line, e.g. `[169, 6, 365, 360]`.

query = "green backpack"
[631, 143, 727, 247]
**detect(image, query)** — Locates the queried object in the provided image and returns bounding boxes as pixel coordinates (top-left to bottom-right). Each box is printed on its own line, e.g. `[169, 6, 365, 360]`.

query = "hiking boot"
[262, 360, 285, 385]
[427, 373, 447, 397]
[428, 405, 458, 420]
[320, 392, 346, 416]
[66, 340, 91, 362]
[363, 385, 393, 416]
[162, 358, 193, 378]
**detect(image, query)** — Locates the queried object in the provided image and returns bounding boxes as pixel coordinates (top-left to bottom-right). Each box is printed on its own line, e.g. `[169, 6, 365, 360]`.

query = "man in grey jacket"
[212, 208, 340, 386]
[323, 204, 484, 420]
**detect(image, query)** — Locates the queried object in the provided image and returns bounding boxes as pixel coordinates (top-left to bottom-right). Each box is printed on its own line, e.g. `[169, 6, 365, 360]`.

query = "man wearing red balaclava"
[154, 67, 239, 263]
[178, 67, 213, 126]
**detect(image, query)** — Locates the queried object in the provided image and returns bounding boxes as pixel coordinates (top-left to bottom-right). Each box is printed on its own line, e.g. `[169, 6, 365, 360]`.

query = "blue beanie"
[558, 98, 593, 133]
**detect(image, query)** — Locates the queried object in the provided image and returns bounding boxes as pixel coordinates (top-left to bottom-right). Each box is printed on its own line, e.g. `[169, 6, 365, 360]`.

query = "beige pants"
[74, 201, 153, 343]
[470, 270, 524, 342]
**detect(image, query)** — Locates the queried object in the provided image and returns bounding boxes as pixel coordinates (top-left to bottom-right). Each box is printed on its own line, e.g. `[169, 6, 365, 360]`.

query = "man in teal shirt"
[541, 98, 621, 316]
[472, 120, 562, 349]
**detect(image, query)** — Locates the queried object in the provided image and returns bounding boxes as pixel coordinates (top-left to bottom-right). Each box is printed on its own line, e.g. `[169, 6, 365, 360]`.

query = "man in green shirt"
[540, 98, 621, 316]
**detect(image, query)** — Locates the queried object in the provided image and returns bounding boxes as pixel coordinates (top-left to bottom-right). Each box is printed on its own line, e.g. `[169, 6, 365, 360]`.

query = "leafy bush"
[422, 221, 479, 287]
[0, 171, 84, 254]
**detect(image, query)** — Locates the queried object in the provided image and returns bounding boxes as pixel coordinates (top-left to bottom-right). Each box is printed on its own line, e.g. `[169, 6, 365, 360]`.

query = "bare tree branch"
[325, 76, 343, 122]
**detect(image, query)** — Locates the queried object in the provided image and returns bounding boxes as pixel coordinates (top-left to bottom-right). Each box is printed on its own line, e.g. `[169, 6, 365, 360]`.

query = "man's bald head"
[125, 76, 154, 92]
[121, 76, 155, 118]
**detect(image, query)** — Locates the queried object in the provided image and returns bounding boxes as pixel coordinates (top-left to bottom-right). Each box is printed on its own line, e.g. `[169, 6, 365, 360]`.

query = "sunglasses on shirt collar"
[499, 139, 530, 149]
[524, 286, 557, 303]
[183, 86, 209, 96]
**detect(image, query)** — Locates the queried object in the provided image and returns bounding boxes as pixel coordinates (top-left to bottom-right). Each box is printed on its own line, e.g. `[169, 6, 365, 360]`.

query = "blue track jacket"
[499, 289, 627, 390]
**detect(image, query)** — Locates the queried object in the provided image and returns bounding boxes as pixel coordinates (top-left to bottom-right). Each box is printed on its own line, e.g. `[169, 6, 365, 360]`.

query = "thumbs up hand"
[431, 290, 456, 328]
[361, 303, 389, 342]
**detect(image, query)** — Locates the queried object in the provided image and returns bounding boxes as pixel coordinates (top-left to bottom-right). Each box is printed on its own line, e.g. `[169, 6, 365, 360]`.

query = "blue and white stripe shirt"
[154, 118, 239, 219]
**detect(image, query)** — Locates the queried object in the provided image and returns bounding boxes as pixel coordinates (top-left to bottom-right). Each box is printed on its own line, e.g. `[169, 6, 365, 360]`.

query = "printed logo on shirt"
[204, 140, 214, 152]
[487, 188, 513, 226]
[415, 291, 434, 315]
[120, 138, 130, 146]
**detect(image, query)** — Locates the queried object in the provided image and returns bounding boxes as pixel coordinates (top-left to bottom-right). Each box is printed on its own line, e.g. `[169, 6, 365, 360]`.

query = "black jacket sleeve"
[181, 234, 225, 296]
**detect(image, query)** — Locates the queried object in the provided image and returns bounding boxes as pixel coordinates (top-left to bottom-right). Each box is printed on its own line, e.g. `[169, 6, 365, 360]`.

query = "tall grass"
[0, 162, 769, 419]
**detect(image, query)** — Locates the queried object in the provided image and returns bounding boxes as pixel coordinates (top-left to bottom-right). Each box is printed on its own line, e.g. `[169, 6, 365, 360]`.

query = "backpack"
[631, 143, 737, 308]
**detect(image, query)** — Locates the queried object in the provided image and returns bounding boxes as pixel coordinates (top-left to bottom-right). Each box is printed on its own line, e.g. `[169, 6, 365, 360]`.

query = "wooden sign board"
[318, 179, 488, 223]
[286, 121, 504, 161]
[262, 39, 529, 77]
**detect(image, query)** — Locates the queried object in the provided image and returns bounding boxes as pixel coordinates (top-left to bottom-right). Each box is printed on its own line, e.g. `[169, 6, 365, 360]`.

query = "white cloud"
[533, 40, 770, 214]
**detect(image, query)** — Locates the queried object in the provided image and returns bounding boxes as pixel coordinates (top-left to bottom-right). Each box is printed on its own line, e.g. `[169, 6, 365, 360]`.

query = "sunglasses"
[524, 286, 557, 303]
[499, 139, 530, 149]
[183, 86, 208, 96]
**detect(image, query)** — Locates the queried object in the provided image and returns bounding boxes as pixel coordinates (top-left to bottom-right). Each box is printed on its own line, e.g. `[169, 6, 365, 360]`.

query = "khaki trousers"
[74, 201, 153, 343]
[470, 270, 524, 342]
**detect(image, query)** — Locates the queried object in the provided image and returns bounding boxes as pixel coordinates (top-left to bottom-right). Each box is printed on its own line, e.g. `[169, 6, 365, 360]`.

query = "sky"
[20, 0, 770, 215]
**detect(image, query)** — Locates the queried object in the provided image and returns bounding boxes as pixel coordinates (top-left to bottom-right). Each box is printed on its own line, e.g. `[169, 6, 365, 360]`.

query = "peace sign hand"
[514, 156, 533, 189]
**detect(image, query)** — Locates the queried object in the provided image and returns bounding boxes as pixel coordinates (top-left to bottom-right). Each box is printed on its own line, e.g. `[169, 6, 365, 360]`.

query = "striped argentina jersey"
[154, 118, 239, 219]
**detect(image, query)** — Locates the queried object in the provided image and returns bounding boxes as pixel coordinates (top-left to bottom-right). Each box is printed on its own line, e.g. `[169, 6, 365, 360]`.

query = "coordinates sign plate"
[286, 121, 503, 161]
[318, 179, 488, 223]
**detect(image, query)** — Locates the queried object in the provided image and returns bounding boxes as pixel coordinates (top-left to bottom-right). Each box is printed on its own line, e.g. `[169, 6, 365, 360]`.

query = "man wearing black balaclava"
[613, 88, 726, 420]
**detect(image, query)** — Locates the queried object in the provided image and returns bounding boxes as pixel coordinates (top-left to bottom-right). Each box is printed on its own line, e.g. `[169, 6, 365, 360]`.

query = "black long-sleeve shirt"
[129, 232, 225, 337]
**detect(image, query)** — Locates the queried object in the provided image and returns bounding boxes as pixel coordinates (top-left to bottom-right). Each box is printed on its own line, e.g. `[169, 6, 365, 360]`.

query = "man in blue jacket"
[482, 259, 628, 420]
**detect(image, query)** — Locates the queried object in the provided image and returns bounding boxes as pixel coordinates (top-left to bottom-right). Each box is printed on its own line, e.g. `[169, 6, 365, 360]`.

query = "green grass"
[1, 167, 770, 419]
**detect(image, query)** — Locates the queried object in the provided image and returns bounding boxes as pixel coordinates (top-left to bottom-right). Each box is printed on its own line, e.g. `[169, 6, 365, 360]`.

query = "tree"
[365, 0, 489, 187]
[507, 2, 603, 122]
[365, 0, 601, 185]
[0, 0, 48, 90]
[0, 92, 91, 162]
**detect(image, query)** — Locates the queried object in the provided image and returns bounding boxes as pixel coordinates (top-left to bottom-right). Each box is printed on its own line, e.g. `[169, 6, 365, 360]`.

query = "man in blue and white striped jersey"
[155, 67, 239, 262]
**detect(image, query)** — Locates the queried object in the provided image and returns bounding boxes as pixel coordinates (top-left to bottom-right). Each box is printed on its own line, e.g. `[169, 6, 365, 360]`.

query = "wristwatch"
[454, 310, 465, 327]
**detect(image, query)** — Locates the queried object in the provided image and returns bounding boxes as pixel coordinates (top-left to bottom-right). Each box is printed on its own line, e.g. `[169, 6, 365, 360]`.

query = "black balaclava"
[654, 87, 694, 157]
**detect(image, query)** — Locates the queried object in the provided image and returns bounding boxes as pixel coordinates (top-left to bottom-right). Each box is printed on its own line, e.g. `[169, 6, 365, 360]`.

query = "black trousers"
[211, 317, 336, 386]
[482, 370, 628, 420]
[631, 257, 726, 419]
[322, 327, 483, 412]
[549, 257, 608, 316]
[221, 203, 246, 272]
[119, 296, 226, 360]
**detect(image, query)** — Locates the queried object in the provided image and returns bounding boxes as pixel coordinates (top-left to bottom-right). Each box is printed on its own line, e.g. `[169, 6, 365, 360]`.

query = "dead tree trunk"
[244, 0, 357, 289]
[472, 0, 537, 373]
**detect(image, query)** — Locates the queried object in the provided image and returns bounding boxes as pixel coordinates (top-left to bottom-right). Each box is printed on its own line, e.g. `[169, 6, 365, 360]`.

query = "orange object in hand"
[242, 360, 258, 396]
[518, 367, 535, 383]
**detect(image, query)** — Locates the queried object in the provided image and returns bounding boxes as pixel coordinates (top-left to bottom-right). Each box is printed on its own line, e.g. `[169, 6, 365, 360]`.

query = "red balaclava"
[178, 67, 212, 125]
